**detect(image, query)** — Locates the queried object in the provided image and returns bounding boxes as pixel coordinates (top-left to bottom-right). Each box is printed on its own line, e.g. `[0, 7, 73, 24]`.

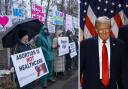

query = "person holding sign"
[35, 26, 55, 88]
[65, 30, 74, 71]
[10, 29, 35, 89]
[52, 30, 65, 78]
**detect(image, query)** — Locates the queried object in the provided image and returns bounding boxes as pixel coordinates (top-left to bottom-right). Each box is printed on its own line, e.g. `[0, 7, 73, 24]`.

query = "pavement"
[34, 68, 78, 89]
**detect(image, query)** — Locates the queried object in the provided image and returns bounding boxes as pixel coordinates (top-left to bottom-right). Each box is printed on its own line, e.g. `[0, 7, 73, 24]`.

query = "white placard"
[69, 42, 77, 58]
[58, 37, 69, 56]
[11, 48, 49, 87]
[48, 23, 55, 33]
[65, 14, 73, 32]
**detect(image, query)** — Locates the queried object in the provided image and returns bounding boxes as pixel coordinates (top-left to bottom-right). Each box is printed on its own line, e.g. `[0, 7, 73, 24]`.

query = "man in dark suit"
[80, 16, 127, 89]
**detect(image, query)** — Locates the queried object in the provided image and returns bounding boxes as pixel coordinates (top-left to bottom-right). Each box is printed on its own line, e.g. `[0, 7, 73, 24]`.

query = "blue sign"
[52, 10, 64, 25]
[13, 8, 24, 17]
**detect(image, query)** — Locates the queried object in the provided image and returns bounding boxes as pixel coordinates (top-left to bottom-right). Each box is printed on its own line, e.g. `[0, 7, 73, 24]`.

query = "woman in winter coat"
[52, 30, 65, 78]
[10, 29, 35, 89]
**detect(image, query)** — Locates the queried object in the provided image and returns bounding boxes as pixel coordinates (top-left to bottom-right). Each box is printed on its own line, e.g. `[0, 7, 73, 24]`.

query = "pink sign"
[65, 14, 73, 32]
[32, 4, 45, 23]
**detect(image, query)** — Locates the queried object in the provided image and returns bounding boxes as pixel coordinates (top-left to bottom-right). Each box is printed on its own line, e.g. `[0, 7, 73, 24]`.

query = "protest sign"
[13, 8, 24, 17]
[32, 4, 45, 23]
[11, 48, 49, 87]
[65, 14, 73, 32]
[58, 37, 69, 56]
[69, 42, 77, 58]
[47, 23, 55, 33]
[52, 10, 64, 25]
[72, 17, 78, 28]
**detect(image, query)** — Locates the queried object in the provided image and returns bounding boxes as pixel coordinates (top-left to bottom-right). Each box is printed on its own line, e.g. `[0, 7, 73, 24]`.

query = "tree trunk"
[30, 0, 32, 18]
[44, 0, 50, 25]
[0, 0, 1, 14]
[5, 0, 8, 15]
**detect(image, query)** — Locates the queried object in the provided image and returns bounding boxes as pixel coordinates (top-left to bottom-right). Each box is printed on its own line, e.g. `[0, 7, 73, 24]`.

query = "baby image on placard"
[35, 63, 47, 77]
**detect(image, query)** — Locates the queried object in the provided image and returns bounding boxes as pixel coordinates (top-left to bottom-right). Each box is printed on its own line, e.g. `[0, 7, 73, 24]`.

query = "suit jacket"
[118, 24, 128, 57]
[118, 24, 128, 45]
[80, 36, 127, 89]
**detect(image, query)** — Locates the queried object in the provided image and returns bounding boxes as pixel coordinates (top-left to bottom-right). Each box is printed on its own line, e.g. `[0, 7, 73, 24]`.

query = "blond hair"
[95, 16, 111, 28]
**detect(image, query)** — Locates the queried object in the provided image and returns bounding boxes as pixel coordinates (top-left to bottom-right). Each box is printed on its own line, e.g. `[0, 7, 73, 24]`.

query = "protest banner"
[12, 7, 25, 25]
[52, 10, 64, 25]
[69, 42, 77, 58]
[11, 48, 49, 87]
[58, 37, 69, 56]
[47, 23, 55, 33]
[65, 14, 73, 32]
[32, 4, 45, 23]
[72, 17, 78, 29]
[12, 8, 24, 17]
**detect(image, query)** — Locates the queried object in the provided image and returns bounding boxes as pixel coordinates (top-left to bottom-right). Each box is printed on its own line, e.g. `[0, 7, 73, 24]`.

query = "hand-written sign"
[58, 37, 69, 56]
[69, 42, 77, 58]
[32, 4, 45, 23]
[11, 48, 49, 87]
[52, 10, 64, 25]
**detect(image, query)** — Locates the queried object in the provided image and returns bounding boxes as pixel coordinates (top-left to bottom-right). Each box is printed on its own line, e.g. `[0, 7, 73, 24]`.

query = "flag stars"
[84, 10, 86, 13]
[112, 2, 115, 6]
[98, 0, 101, 2]
[126, 4, 128, 8]
[97, 6, 100, 10]
[110, 10, 114, 13]
[104, 8, 107, 12]
[118, 4, 121, 8]
[105, 0, 108, 4]
[84, 2, 87, 5]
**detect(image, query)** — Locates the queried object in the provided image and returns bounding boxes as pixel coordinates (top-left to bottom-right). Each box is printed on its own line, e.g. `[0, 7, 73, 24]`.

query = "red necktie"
[101, 40, 109, 87]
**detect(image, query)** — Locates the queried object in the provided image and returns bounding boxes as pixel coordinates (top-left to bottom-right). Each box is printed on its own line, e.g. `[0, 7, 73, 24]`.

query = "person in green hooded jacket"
[35, 26, 55, 88]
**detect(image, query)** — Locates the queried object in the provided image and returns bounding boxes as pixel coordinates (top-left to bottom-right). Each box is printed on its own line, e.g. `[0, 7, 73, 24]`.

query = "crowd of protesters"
[10, 25, 78, 89]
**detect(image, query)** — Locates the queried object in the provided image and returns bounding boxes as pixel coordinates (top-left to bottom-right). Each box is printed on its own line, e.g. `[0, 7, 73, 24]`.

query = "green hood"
[40, 26, 49, 36]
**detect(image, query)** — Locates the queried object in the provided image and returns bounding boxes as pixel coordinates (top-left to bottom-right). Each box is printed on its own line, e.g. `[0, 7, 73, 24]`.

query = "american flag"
[80, 0, 128, 39]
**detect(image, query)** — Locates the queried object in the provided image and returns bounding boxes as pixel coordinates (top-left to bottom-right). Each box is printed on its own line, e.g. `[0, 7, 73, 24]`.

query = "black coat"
[80, 36, 127, 89]
[10, 41, 35, 89]
[118, 24, 128, 57]
[13, 41, 32, 54]
[10, 41, 32, 67]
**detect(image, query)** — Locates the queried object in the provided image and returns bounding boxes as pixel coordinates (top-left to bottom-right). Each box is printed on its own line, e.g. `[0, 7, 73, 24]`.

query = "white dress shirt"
[98, 37, 110, 79]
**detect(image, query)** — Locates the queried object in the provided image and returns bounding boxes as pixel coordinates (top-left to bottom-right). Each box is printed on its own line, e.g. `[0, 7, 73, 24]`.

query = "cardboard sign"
[11, 48, 49, 87]
[47, 23, 55, 33]
[58, 37, 69, 56]
[32, 4, 45, 23]
[72, 17, 78, 28]
[13, 8, 24, 17]
[52, 10, 64, 25]
[69, 42, 77, 58]
[66, 14, 73, 32]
